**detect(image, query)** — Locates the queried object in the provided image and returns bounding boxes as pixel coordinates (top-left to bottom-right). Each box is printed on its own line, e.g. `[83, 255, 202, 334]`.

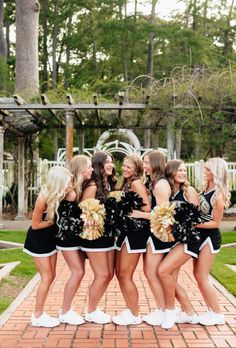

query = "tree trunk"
[147, 0, 158, 77]
[15, 0, 39, 97]
[185, 0, 192, 28]
[222, 0, 234, 55]
[89, 13, 98, 76]
[119, 3, 128, 81]
[192, 0, 198, 31]
[203, 0, 209, 33]
[175, 127, 182, 159]
[167, 113, 175, 160]
[52, 2, 58, 89]
[41, 0, 48, 92]
[0, 0, 7, 60]
[64, 15, 72, 88]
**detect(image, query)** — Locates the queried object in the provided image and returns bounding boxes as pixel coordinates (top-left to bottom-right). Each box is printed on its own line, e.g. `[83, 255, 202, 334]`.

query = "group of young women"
[23, 150, 230, 329]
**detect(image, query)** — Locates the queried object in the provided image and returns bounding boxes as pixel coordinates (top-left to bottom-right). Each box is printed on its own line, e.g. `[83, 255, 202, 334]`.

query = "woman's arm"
[153, 179, 171, 206]
[130, 179, 171, 220]
[31, 194, 54, 229]
[130, 179, 151, 212]
[185, 186, 200, 206]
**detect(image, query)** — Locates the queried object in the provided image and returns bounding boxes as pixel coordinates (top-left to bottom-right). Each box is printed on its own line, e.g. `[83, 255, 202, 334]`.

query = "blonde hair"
[165, 159, 189, 195]
[70, 155, 91, 202]
[121, 154, 144, 192]
[41, 166, 72, 222]
[202, 157, 231, 208]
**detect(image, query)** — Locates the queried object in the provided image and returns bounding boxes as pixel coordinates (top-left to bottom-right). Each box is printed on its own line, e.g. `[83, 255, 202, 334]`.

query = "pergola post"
[15, 137, 25, 220]
[144, 129, 151, 149]
[65, 110, 74, 167]
[0, 126, 5, 229]
[78, 128, 84, 154]
[152, 129, 159, 149]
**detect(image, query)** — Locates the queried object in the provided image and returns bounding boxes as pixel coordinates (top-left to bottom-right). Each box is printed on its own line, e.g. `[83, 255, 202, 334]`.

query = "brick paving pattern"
[0, 253, 236, 348]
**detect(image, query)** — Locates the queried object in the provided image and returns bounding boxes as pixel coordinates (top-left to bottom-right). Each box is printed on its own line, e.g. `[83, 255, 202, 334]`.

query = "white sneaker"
[85, 308, 111, 324]
[199, 311, 225, 326]
[112, 310, 142, 325]
[143, 309, 165, 325]
[59, 309, 85, 325]
[176, 311, 199, 324]
[31, 312, 60, 328]
[161, 309, 177, 329]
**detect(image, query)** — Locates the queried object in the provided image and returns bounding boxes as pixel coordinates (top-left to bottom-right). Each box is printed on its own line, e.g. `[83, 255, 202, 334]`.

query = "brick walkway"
[0, 254, 236, 348]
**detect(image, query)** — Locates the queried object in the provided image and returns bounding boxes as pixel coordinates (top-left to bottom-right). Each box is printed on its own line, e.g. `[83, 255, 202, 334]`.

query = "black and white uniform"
[23, 220, 58, 257]
[146, 190, 176, 253]
[56, 200, 81, 251]
[197, 189, 221, 254]
[80, 195, 115, 252]
[115, 191, 150, 253]
[170, 190, 200, 258]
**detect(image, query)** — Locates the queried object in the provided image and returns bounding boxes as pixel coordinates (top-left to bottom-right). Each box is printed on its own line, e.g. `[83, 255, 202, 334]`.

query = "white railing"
[2, 159, 236, 209]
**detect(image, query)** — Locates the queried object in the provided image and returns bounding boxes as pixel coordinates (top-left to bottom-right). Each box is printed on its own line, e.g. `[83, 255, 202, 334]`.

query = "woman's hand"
[129, 210, 150, 220]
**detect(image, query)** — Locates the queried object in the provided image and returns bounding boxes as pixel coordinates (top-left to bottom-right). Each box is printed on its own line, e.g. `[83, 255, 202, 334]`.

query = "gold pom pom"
[79, 198, 106, 240]
[108, 190, 123, 201]
[150, 202, 176, 242]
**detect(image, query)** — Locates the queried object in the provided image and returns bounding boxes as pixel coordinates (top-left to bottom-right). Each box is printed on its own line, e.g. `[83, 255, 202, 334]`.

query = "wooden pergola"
[0, 94, 165, 227]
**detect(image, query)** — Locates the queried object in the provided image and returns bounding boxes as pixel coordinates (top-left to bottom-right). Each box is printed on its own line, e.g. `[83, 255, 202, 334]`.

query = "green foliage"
[0, 55, 8, 90]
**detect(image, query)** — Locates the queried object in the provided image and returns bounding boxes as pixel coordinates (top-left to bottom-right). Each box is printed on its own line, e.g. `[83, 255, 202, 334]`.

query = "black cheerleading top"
[169, 189, 188, 206]
[199, 189, 215, 217]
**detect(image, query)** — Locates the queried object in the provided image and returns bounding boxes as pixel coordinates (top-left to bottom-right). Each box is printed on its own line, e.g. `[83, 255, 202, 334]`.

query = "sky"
[129, 0, 185, 18]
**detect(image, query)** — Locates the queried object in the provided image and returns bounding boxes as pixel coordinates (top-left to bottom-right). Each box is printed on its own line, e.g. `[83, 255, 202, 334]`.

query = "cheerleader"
[113, 154, 151, 325]
[56, 155, 93, 325]
[158, 160, 200, 329]
[80, 151, 117, 324]
[193, 158, 230, 325]
[23, 166, 72, 327]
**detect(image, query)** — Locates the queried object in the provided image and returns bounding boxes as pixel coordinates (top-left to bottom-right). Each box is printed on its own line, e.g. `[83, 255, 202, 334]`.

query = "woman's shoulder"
[131, 179, 145, 189]
[82, 182, 97, 199]
[155, 178, 170, 188]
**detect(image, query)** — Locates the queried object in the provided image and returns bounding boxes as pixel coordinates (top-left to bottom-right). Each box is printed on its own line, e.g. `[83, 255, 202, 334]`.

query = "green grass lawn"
[211, 247, 236, 297]
[0, 230, 26, 244]
[0, 232, 36, 314]
[221, 231, 236, 244]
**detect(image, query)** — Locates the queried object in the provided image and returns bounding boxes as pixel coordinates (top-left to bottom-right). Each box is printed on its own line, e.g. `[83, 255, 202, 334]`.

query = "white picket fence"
[2, 159, 236, 209]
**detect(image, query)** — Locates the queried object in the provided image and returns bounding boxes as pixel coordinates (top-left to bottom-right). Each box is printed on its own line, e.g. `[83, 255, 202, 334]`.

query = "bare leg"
[143, 245, 165, 309]
[87, 251, 114, 312]
[61, 250, 85, 313]
[193, 245, 220, 312]
[158, 244, 191, 310]
[33, 253, 57, 317]
[174, 269, 196, 315]
[116, 245, 141, 316]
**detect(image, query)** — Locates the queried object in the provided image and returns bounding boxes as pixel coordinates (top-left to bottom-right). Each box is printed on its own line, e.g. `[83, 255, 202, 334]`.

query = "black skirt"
[198, 228, 221, 254]
[80, 235, 115, 252]
[23, 225, 58, 257]
[147, 234, 176, 253]
[115, 218, 150, 253]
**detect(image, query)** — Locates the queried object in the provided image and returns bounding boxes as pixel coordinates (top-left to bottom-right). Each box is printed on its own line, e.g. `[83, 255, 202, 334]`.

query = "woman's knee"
[42, 272, 55, 285]
[158, 264, 168, 279]
[193, 270, 206, 287]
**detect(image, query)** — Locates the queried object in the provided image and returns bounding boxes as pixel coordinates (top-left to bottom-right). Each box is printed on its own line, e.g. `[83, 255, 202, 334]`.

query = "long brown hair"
[144, 150, 166, 189]
[120, 154, 144, 192]
[83, 151, 117, 201]
[165, 159, 189, 195]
